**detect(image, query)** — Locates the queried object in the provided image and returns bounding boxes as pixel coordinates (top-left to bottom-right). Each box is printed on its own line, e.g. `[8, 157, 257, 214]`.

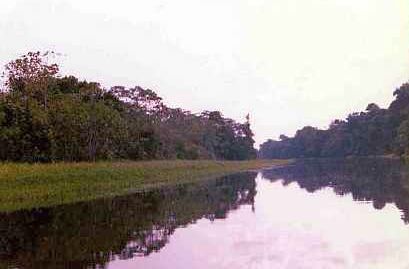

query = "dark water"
[2, 158, 409, 268]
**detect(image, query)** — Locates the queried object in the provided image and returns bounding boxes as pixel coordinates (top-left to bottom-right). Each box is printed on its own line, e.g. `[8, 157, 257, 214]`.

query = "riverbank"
[0, 159, 289, 212]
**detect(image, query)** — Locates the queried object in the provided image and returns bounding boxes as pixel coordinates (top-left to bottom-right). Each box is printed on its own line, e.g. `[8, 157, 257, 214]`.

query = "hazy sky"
[1, 0, 409, 146]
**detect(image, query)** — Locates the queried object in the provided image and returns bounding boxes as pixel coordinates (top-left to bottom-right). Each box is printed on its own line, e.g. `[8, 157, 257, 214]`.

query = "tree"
[0, 52, 258, 162]
[260, 82, 409, 159]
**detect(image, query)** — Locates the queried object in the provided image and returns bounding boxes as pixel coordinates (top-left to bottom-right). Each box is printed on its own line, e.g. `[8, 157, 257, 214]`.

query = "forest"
[260, 82, 409, 159]
[0, 52, 256, 162]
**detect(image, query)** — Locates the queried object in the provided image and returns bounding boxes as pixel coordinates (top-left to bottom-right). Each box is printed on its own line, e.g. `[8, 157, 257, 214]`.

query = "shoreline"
[0, 159, 290, 213]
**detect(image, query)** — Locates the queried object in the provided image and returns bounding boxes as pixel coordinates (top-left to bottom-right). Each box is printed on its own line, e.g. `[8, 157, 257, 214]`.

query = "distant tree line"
[260, 82, 409, 159]
[0, 52, 256, 162]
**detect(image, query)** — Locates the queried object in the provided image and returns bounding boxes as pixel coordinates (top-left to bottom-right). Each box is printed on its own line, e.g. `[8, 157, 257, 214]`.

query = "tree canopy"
[0, 52, 256, 162]
[260, 82, 409, 159]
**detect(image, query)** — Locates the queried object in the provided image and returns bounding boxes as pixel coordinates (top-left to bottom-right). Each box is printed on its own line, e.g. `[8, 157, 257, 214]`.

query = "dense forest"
[0, 52, 256, 162]
[260, 82, 409, 159]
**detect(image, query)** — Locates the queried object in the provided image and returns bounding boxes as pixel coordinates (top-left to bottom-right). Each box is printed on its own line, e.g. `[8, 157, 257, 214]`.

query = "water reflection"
[262, 158, 409, 223]
[4, 158, 409, 269]
[0, 172, 257, 269]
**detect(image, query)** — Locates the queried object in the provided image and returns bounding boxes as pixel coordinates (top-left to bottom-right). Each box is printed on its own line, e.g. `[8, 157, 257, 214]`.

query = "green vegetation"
[0, 172, 258, 268]
[0, 52, 271, 213]
[260, 83, 409, 159]
[0, 159, 288, 212]
[0, 52, 256, 162]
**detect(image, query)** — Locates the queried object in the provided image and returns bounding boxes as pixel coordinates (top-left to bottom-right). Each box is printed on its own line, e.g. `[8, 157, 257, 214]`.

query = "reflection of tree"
[0, 172, 257, 269]
[262, 158, 409, 224]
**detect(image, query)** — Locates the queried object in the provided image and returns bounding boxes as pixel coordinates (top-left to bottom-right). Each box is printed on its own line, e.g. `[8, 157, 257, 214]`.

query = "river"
[2, 158, 409, 268]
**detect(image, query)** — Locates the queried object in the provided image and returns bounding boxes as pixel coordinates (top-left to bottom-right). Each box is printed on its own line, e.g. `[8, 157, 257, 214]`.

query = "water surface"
[2, 158, 409, 268]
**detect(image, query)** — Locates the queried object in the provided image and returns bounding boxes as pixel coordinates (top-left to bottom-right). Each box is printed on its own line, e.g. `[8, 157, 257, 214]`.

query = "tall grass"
[0, 159, 289, 212]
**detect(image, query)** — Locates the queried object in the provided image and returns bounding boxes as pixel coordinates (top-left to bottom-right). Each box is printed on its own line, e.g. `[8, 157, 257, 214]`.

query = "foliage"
[0, 52, 256, 162]
[260, 83, 409, 159]
[0, 159, 286, 212]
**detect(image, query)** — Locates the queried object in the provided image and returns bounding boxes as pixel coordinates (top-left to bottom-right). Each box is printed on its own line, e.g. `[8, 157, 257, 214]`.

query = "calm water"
[2, 158, 409, 268]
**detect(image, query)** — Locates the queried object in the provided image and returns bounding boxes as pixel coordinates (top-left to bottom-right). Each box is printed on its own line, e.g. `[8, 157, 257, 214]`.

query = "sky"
[1, 0, 409, 146]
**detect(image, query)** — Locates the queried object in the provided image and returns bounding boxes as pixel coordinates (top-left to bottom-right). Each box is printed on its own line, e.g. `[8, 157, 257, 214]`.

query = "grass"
[0, 159, 290, 212]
